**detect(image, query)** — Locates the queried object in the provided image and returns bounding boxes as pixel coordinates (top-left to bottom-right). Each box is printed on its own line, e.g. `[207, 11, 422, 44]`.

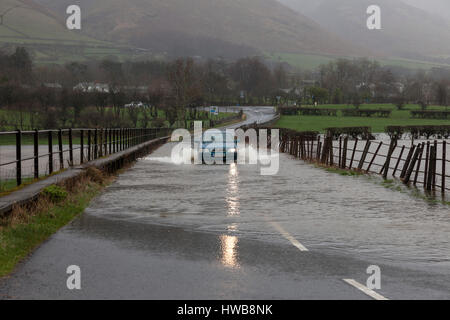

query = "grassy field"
[267, 52, 450, 70]
[276, 104, 450, 133]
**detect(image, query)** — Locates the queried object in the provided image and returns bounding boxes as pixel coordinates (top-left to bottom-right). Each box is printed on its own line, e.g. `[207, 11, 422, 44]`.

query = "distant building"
[73, 82, 110, 93]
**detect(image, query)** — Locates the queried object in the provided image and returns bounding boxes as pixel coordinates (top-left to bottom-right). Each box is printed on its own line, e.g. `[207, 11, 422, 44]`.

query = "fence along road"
[273, 132, 450, 194]
[1, 107, 450, 299]
[0, 128, 170, 188]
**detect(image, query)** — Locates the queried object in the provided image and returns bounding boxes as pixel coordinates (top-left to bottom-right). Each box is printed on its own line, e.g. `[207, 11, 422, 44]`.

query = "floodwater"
[3, 106, 450, 299]
[329, 137, 450, 191]
[86, 142, 450, 271]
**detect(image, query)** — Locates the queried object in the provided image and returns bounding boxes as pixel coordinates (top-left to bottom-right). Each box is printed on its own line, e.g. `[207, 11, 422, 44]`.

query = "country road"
[1, 107, 450, 300]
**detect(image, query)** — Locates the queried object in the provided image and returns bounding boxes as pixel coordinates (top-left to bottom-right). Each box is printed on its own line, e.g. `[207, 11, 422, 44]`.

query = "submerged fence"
[0, 128, 170, 189]
[255, 127, 450, 194]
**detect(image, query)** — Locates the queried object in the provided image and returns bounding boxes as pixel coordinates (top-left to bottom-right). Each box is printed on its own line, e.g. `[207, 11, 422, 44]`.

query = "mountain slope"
[401, 0, 450, 22]
[34, 0, 366, 58]
[278, 0, 450, 60]
[0, 0, 146, 63]
[0, 0, 106, 44]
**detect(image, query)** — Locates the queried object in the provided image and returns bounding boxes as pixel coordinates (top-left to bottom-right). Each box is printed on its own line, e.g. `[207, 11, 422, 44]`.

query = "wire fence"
[275, 131, 450, 194]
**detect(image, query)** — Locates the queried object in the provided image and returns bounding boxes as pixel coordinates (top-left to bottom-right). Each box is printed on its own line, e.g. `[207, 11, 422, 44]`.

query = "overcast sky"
[402, 0, 450, 19]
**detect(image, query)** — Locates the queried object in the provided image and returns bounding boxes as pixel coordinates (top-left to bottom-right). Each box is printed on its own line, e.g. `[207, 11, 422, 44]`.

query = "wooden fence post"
[392, 145, 405, 177]
[48, 131, 53, 174]
[34, 129, 39, 180]
[382, 139, 397, 179]
[413, 143, 424, 186]
[367, 141, 383, 173]
[113, 129, 116, 153]
[329, 138, 334, 166]
[109, 128, 112, 155]
[349, 138, 358, 170]
[424, 141, 430, 189]
[358, 140, 371, 171]
[98, 129, 103, 158]
[403, 144, 421, 184]
[342, 137, 348, 169]
[121, 129, 124, 151]
[321, 136, 327, 164]
[400, 145, 416, 179]
[58, 129, 64, 170]
[316, 136, 321, 161]
[94, 129, 98, 159]
[442, 141, 446, 194]
[104, 128, 108, 156]
[16, 129, 22, 186]
[69, 128, 73, 166]
[80, 130, 84, 164]
[426, 145, 436, 191]
[432, 140, 437, 190]
[87, 130, 91, 161]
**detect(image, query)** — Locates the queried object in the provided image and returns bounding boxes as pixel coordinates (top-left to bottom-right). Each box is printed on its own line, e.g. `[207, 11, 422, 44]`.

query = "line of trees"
[318, 59, 449, 107]
[0, 48, 293, 129]
[1, 47, 449, 130]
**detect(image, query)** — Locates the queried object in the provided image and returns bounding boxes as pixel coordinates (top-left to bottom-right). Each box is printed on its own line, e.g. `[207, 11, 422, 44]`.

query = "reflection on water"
[227, 224, 238, 232]
[226, 163, 240, 216]
[220, 163, 241, 268]
[220, 235, 240, 269]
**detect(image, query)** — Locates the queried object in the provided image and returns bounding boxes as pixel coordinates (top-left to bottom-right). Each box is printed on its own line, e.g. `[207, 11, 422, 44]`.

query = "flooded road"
[1, 109, 450, 299]
[91, 143, 450, 270]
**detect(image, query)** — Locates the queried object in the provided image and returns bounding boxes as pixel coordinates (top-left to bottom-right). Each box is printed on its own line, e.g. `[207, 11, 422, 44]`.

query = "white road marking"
[268, 221, 309, 252]
[343, 279, 389, 300]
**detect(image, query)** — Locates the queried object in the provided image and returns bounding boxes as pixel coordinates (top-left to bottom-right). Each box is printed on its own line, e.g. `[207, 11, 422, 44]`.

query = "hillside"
[278, 0, 450, 62]
[0, 0, 144, 63]
[34, 0, 366, 58]
[402, 0, 450, 21]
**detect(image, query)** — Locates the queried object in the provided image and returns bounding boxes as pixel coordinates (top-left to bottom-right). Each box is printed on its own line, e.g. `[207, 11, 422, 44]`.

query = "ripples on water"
[86, 143, 450, 270]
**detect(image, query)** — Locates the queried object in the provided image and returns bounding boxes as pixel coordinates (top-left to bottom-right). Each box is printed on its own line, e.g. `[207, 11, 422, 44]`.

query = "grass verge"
[275, 104, 450, 133]
[0, 167, 113, 277]
[0, 170, 67, 197]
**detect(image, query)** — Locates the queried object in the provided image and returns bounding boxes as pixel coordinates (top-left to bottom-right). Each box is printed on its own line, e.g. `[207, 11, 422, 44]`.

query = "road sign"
[210, 106, 219, 115]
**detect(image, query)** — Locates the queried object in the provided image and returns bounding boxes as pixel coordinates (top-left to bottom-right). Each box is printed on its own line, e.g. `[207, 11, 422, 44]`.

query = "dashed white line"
[265, 219, 390, 299]
[343, 279, 389, 300]
[268, 221, 309, 252]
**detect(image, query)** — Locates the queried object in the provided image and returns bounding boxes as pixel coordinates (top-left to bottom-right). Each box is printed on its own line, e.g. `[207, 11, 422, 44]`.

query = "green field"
[275, 104, 450, 133]
[267, 52, 450, 70]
